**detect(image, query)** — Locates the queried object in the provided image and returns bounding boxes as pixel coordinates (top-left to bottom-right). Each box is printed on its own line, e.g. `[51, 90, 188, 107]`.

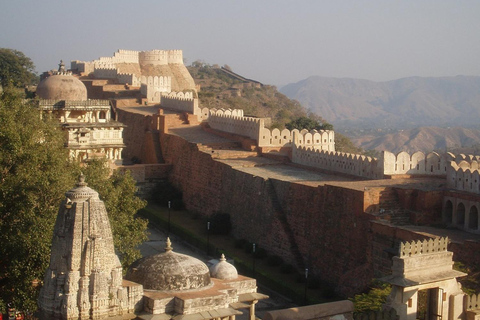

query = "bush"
[350, 280, 391, 313]
[208, 212, 231, 235]
[266, 255, 283, 267]
[280, 263, 295, 274]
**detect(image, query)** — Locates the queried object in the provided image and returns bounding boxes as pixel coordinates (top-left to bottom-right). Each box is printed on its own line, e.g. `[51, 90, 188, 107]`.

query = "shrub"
[266, 255, 283, 267]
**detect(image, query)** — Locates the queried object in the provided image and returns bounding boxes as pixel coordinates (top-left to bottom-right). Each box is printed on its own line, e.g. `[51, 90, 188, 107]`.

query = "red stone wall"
[117, 109, 161, 164]
[160, 132, 377, 296]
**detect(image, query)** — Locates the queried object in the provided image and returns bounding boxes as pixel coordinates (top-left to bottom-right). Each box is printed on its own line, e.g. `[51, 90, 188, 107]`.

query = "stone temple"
[38, 176, 266, 320]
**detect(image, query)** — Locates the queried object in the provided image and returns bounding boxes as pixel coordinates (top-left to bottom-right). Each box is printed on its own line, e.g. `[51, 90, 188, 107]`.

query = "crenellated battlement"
[293, 145, 382, 179]
[259, 127, 334, 149]
[465, 293, 480, 311]
[139, 50, 183, 66]
[382, 150, 449, 176]
[160, 91, 199, 116]
[208, 108, 264, 141]
[398, 237, 449, 257]
[447, 156, 480, 193]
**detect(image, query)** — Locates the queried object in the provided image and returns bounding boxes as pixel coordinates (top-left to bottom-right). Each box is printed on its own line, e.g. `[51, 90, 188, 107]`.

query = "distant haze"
[280, 75, 480, 129]
[1, 1, 479, 86]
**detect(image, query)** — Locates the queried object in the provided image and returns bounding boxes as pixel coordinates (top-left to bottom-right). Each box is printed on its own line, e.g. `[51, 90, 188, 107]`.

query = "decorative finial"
[165, 237, 173, 252]
[77, 173, 87, 187]
[220, 254, 226, 262]
[58, 60, 65, 72]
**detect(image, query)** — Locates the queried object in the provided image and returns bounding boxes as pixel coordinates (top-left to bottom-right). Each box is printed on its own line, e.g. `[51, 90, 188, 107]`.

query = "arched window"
[444, 200, 453, 224]
[469, 206, 478, 230]
[99, 111, 106, 120]
[457, 203, 466, 227]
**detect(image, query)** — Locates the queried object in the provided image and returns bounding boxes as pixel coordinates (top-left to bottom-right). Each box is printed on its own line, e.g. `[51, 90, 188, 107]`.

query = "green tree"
[0, 87, 148, 310]
[81, 160, 148, 269]
[0, 86, 76, 311]
[0, 48, 37, 88]
[285, 116, 333, 131]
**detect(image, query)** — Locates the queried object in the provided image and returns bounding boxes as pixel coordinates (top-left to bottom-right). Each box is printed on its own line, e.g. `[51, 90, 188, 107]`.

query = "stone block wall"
[117, 108, 162, 164]
[160, 132, 376, 296]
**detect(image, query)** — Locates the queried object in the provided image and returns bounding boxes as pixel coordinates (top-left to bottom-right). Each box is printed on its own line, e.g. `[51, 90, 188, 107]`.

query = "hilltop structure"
[36, 61, 125, 162]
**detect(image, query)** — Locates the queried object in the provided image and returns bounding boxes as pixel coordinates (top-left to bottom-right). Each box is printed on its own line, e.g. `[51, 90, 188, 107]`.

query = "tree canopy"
[0, 48, 37, 88]
[0, 87, 147, 312]
[285, 116, 334, 131]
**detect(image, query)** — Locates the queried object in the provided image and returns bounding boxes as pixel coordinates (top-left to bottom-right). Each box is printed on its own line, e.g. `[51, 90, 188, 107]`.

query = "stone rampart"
[447, 155, 480, 194]
[140, 76, 172, 103]
[207, 109, 264, 142]
[160, 92, 200, 116]
[383, 151, 448, 176]
[139, 50, 183, 66]
[94, 67, 118, 79]
[113, 49, 140, 63]
[259, 128, 334, 149]
[292, 146, 383, 179]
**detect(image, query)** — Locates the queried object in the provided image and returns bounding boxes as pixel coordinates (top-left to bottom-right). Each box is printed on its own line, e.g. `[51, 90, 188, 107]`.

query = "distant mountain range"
[280, 75, 480, 153]
[349, 126, 480, 154]
[280, 75, 480, 130]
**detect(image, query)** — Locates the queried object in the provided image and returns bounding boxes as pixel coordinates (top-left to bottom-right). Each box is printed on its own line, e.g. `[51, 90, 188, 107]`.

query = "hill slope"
[280, 76, 480, 130]
[188, 64, 309, 128]
[351, 127, 480, 154]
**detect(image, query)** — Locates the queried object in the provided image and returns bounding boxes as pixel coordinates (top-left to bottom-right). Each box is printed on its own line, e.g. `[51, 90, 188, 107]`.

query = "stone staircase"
[376, 188, 411, 225]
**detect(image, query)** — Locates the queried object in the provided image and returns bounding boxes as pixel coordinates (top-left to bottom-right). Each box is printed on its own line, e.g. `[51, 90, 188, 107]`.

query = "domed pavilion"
[126, 238, 268, 319]
[36, 61, 125, 163]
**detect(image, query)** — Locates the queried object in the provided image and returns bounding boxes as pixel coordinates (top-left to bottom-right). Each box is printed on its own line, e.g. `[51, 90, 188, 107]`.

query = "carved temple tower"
[38, 175, 143, 319]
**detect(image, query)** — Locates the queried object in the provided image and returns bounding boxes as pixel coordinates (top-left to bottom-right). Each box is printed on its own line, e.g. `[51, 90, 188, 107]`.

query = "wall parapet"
[260, 127, 334, 149]
[465, 293, 480, 311]
[208, 108, 263, 141]
[398, 237, 448, 257]
[160, 92, 199, 116]
[446, 153, 480, 194]
[382, 151, 448, 176]
[292, 145, 383, 179]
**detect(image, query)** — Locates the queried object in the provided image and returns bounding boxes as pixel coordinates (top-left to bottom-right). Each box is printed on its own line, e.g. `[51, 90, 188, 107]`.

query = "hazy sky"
[1, 0, 479, 86]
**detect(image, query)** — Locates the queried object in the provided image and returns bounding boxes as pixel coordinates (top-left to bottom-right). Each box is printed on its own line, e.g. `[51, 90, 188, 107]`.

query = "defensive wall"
[112, 102, 480, 298]
[160, 92, 200, 116]
[207, 108, 335, 150]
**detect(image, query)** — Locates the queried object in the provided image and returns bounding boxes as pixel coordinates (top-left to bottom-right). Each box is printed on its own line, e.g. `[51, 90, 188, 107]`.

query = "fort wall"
[207, 109, 264, 142]
[160, 92, 199, 116]
[447, 159, 480, 194]
[292, 146, 383, 179]
[116, 108, 162, 164]
[159, 132, 375, 296]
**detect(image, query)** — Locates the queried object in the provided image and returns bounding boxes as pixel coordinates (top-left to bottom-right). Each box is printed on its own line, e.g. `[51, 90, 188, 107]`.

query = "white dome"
[209, 254, 238, 280]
